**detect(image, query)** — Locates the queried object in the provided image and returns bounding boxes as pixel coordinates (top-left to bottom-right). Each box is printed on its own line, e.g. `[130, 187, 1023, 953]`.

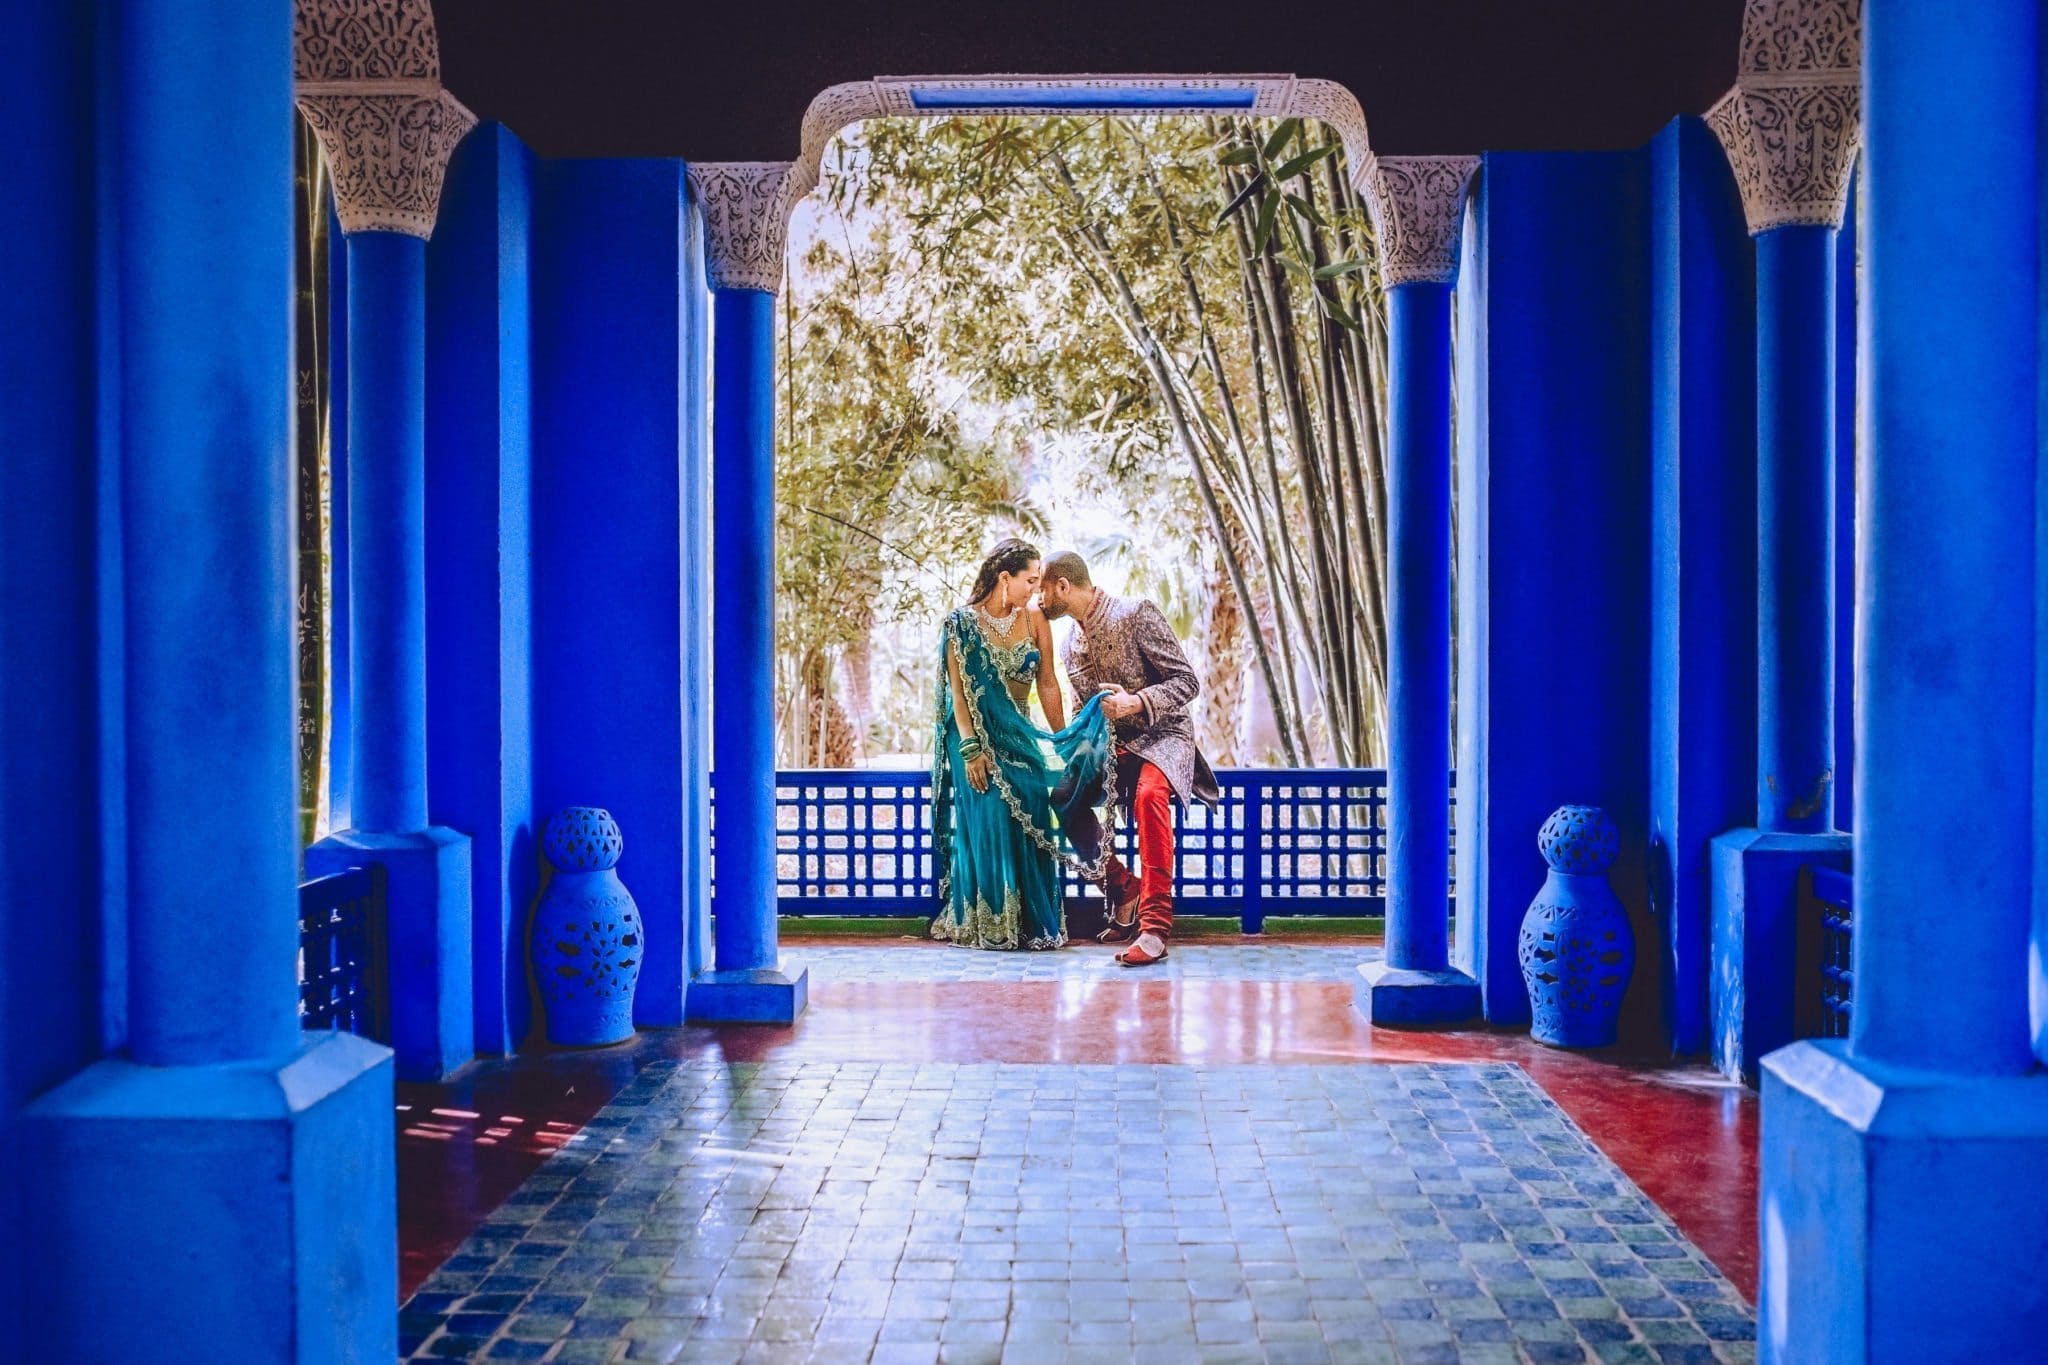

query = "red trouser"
[1103, 755, 1174, 938]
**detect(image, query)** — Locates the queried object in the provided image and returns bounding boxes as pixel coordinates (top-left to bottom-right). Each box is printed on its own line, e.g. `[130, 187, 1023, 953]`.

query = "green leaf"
[1285, 193, 1328, 228]
[1272, 143, 1339, 182]
[1253, 189, 1281, 255]
[1217, 145, 1260, 167]
[1260, 118, 1300, 161]
[1314, 258, 1371, 279]
[1214, 171, 1266, 226]
[1318, 292, 1365, 333]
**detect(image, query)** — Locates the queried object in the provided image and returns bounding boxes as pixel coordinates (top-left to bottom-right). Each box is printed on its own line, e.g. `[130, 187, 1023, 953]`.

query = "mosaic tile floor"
[400, 1061, 1754, 1364]
[790, 942, 1386, 984]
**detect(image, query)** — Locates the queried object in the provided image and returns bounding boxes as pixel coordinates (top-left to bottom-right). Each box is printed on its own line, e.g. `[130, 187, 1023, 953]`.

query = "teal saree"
[930, 607, 1115, 950]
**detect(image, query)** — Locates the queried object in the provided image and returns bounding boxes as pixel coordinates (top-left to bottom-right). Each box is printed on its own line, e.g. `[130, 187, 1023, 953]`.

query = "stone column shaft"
[1703, 0, 1862, 1082]
[24, 5, 396, 1358]
[346, 232, 430, 832]
[684, 161, 809, 1024]
[296, 0, 478, 1079]
[1755, 226, 1837, 831]
[1852, 0, 2036, 1076]
[1354, 155, 1482, 1027]
[119, 0, 302, 1068]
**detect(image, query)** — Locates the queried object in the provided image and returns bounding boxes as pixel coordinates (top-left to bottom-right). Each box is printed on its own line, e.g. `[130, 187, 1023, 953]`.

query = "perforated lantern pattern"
[533, 807, 643, 1046]
[1518, 805, 1634, 1048]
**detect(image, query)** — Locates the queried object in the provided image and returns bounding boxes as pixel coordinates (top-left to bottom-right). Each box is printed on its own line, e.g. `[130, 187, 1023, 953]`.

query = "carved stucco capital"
[1705, 0, 1862, 234]
[1360, 155, 1480, 288]
[293, 0, 476, 238]
[687, 162, 808, 294]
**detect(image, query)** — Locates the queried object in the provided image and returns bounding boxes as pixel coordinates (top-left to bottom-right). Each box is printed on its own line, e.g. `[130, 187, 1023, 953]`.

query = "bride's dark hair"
[967, 538, 1040, 606]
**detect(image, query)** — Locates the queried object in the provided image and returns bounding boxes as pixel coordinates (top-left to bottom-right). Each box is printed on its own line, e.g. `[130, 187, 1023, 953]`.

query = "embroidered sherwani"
[1062, 593, 1219, 806]
[1061, 593, 1217, 939]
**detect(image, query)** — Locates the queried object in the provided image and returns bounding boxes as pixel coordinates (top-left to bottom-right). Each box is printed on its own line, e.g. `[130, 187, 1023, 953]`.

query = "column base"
[22, 1032, 396, 1362]
[687, 964, 809, 1025]
[1710, 827, 1850, 1083]
[309, 826, 474, 1081]
[1761, 1041, 2048, 1361]
[1354, 960, 1482, 1028]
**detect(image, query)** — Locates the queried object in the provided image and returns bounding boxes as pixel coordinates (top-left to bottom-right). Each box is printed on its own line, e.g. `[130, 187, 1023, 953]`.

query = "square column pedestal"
[308, 827, 473, 1081]
[1355, 962, 1483, 1027]
[688, 964, 810, 1025]
[1710, 827, 1850, 1082]
[22, 1033, 397, 1362]
[1762, 1043, 2048, 1358]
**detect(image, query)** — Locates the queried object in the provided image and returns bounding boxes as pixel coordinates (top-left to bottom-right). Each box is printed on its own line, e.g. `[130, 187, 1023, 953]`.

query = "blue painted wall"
[531, 159, 693, 1026]
[0, 4, 103, 1353]
[1455, 150, 1654, 1035]
[1646, 117, 1758, 1056]
[427, 124, 538, 1053]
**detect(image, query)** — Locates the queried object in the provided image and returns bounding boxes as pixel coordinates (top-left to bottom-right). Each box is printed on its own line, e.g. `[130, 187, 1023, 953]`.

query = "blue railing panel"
[726, 768, 1455, 923]
[298, 864, 388, 1039]
[1807, 864, 1853, 1038]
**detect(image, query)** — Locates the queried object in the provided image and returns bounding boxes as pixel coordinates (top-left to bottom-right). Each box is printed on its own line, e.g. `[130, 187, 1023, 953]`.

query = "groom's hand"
[1101, 687, 1143, 722]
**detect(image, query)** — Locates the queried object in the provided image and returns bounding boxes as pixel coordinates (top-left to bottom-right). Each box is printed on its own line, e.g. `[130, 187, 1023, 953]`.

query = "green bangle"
[959, 736, 985, 759]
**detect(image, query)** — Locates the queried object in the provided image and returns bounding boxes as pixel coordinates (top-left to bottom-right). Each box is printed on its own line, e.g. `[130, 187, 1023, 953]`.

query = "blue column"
[1648, 116, 1759, 1058]
[1358, 280, 1479, 1026]
[308, 228, 475, 1081]
[2, 6, 104, 1355]
[1761, 2, 2048, 1357]
[427, 125, 537, 1055]
[529, 157, 692, 1030]
[688, 283, 807, 1022]
[347, 233, 430, 832]
[22, 1, 393, 1356]
[327, 207, 354, 831]
[1755, 227, 1836, 832]
[1709, 176, 1853, 1086]
[680, 193, 715, 983]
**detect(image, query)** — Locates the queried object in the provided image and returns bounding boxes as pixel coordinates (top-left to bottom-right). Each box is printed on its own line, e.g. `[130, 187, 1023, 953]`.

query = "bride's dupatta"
[929, 607, 1116, 949]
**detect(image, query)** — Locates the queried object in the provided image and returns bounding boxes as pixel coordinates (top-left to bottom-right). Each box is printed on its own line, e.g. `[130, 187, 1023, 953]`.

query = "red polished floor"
[396, 938, 1758, 1306]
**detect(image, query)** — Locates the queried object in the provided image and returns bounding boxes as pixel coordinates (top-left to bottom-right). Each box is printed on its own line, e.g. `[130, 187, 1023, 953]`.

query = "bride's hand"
[967, 753, 992, 793]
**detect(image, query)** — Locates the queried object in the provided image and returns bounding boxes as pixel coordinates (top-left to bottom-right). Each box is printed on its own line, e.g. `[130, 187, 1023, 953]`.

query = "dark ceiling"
[435, 0, 1746, 162]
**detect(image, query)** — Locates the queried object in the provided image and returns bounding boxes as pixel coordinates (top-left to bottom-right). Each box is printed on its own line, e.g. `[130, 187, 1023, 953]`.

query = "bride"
[930, 538, 1114, 950]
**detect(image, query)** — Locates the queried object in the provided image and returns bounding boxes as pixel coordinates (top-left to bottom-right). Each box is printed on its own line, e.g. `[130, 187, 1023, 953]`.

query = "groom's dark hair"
[1043, 550, 1091, 588]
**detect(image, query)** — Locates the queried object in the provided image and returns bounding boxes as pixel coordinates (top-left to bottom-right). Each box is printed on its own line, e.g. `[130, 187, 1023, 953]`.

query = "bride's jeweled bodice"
[962, 606, 1038, 696]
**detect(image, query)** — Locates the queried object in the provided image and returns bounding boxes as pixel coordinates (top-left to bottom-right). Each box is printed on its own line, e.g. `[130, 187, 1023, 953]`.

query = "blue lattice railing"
[1799, 864, 1853, 1038]
[754, 768, 1454, 932]
[298, 864, 388, 1039]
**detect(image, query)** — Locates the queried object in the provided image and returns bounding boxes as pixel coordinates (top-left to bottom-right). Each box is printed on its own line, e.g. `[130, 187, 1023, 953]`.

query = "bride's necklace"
[973, 599, 1023, 647]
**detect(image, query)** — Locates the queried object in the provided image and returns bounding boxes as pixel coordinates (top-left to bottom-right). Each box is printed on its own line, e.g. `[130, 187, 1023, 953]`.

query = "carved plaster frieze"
[298, 90, 477, 238]
[687, 162, 805, 294]
[1286, 79, 1373, 192]
[1706, 0, 1862, 233]
[293, 0, 441, 82]
[1737, 0, 1860, 77]
[1360, 155, 1479, 288]
[294, 0, 475, 238]
[767, 75, 1383, 293]
[792, 74, 1373, 204]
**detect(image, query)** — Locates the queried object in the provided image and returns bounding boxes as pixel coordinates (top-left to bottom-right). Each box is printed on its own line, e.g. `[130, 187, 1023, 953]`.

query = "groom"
[1040, 550, 1219, 966]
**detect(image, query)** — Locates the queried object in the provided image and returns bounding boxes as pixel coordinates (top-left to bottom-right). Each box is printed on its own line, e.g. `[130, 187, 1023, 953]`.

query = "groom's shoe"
[1117, 932, 1168, 967]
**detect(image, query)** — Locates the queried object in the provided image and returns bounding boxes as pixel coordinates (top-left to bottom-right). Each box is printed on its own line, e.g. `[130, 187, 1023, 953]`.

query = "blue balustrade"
[1798, 863, 1853, 1039]
[717, 768, 1455, 930]
[297, 865, 389, 1040]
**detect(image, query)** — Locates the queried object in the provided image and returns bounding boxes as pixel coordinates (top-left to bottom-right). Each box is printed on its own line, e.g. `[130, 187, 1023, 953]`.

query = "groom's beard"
[1040, 601, 1068, 620]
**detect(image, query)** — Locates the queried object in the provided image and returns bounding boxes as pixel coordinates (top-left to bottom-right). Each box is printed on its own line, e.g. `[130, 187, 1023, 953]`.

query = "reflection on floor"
[397, 938, 1758, 1363]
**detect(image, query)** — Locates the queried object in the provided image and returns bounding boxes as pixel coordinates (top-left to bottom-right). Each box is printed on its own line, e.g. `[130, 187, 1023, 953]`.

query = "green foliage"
[779, 112, 1395, 767]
